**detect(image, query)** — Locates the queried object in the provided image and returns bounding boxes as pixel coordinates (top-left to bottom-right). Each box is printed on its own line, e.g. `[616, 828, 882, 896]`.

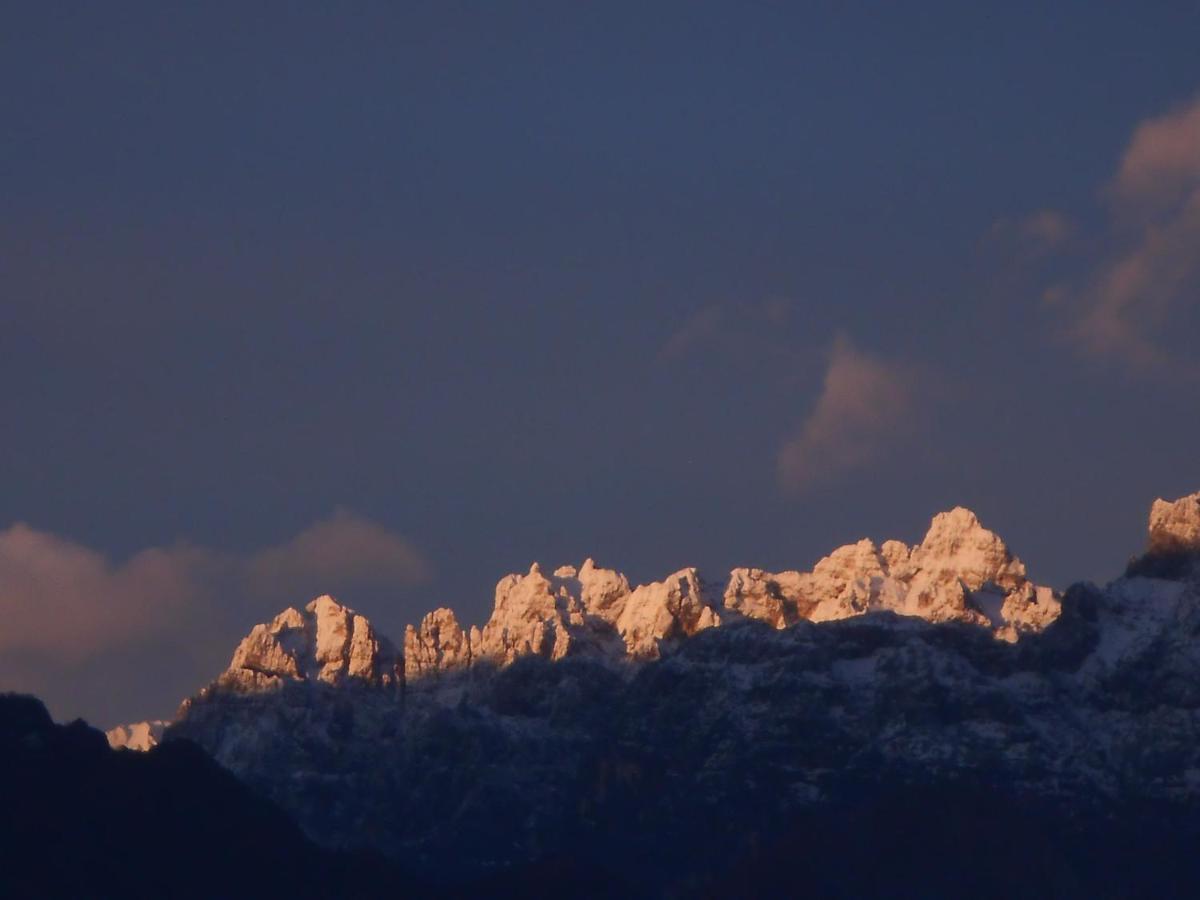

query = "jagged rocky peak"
[1148, 491, 1200, 555]
[724, 506, 1060, 641]
[200, 505, 1065, 696]
[613, 567, 720, 658]
[403, 506, 1058, 682]
[540, 560, 722, 659]
[216, 594, 402, 693]
[574, 557, 632, 615]
[403, 607, 474, 680]
[401, 558, 723, 681]
[477, 562, 577, 664]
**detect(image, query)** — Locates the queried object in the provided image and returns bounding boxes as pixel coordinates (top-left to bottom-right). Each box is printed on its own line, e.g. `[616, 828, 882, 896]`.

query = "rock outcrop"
[612, 567, 721, 658]
[210, 595, 401, 694]
[473, 560, 723, 663]
[400, 559, 723, 673]
[1149, 491, 1200, 554]
[193, 506, 1061, 696]
[393, 506, 1056, 681]
[725, 507, 1060, 642]
[475, 563, 577, 664]
[106, 719, 168, 751]
[403, 607, 474, 680]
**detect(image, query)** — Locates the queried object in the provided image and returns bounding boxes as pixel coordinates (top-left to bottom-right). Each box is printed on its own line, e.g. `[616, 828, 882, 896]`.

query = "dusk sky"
[4, 2, 1200, 726]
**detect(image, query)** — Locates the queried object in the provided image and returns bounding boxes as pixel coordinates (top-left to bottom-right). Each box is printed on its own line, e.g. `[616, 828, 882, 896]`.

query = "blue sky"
[3, 2, 1200, 724]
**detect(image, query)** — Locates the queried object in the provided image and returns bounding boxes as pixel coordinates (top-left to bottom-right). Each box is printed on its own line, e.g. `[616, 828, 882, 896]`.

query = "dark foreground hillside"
[0, 693, 416, 900]
[8, 691, 1200, 899]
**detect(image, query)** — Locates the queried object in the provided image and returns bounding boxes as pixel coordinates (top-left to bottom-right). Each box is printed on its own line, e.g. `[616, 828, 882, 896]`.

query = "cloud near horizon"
[777, 336, 918, 495]
[0, 512, 430, 722]
[0, 525, 217, 664]
[246, 509, 433, 601]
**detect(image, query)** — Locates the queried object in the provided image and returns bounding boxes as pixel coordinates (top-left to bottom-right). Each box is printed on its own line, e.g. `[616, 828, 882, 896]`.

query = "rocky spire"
[215, 595, 402, 694]
[1149, 491, 1200, 555]
[612, 567, 720, 659]
[403, 608, 474, 680]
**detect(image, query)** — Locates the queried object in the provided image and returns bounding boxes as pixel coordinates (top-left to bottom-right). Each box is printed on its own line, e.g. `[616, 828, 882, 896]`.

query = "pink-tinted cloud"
[1074, 193, 1200, 371]
[1058, 93, 1200, 374]
[986, 209, 1075, 258]
[1113, 94, 1200, 212]
[777, 336, 917, 494]
[0, 525, 215, 662]
[0, 512, 430, 722]
[246, 509, 431, 599]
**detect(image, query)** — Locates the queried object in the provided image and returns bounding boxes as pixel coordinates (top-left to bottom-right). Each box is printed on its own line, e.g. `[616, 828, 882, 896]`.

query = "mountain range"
[14, 490, 1200, 897]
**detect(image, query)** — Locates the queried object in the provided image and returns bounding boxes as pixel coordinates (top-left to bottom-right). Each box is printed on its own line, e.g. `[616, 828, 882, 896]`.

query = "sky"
[3, 2, 1200, 726]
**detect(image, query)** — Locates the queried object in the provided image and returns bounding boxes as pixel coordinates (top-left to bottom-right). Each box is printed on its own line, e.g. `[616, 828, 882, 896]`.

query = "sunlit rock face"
[137, 490, 1200, 890]
[1149, 492, 1200, 554]
[177, 497, 1200, 700]
[726, 507, 1061, 642]
[474, 563, 577, 664]
[187, 507, 1059, 695]
[403, 607, 473, 680]
[613, 567, 720, 659]
[723, 568, 802, 628]
[106, 719, 168, 751]
[399, 558, 723, 672]
[211, 595, 402, 694]
[393, 507, 1059, 681]
[467, 560, 721, 666]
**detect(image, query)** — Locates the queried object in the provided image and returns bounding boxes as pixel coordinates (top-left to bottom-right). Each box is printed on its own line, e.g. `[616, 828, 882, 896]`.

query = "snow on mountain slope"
[166, 504, 1056, 708]
[114, 493, 1200, 883]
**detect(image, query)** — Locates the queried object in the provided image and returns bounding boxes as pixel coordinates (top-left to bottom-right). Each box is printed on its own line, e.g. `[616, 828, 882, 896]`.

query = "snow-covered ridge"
[401, 505, 1060, 683]
[134, 490, 1200, 878]
[112, 491, 1200, 736]
[175, 503, 1060, 704]
[213, 594, 402, 694]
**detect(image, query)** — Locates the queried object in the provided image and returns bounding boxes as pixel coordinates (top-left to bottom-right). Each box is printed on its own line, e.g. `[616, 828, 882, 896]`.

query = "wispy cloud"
[1029, 93, 1200, 376]
[986, 209, 1075, 260]
[1112, 95, 1200, 211]
[658, 305, 725, 360]
[0, 525, 217, 664]
[658, 297, 797, 361]
[246, 509, 432, 599]
[1074, 94, 1200, 373]
[777, 336, 918, 495]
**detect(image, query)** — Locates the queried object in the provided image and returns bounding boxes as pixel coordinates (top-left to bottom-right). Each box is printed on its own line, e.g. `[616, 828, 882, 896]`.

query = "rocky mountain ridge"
[108, 491, 1200, 895]
[141, 503, 1063, 729]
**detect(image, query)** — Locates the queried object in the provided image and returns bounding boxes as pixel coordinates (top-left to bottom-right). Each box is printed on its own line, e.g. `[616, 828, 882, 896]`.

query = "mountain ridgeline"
[99, 491, 1200, 897]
